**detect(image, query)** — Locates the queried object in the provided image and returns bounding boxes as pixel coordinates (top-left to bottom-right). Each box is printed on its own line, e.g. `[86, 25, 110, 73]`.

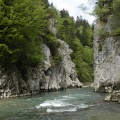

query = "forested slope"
[0, 0, 94, 83]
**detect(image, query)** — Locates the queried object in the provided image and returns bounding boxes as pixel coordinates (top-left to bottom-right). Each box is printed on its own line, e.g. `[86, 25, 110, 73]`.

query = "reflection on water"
[0, 87, 120, 120]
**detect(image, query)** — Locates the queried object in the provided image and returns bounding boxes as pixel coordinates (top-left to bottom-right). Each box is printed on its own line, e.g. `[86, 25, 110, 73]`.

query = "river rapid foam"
[1, 87, 120, 120]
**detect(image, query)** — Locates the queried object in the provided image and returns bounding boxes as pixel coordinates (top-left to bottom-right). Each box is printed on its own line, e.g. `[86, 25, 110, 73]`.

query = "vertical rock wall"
[0, 39, 82, 98]
[94, 17, 120, 94]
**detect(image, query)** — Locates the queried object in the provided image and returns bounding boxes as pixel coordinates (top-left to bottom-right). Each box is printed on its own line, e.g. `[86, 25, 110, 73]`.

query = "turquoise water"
[0, 87, 120, 120]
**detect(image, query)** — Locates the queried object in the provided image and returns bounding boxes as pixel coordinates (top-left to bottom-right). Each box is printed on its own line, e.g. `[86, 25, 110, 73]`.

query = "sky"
[48, 0, 96, 24]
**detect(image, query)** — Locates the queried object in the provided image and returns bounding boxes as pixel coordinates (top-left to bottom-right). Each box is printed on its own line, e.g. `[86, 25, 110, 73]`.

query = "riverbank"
[0, 83, 92, 99]
[0, 87, 120, 120]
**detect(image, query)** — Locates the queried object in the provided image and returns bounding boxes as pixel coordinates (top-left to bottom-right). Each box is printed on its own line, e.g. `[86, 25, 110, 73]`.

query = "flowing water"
[0, 87, 120, 120]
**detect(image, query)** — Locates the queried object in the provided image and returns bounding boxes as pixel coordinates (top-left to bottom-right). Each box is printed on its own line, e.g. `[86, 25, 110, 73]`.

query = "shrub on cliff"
[0, 0, 60, 72]
[93, 0, 120, 36]
[93, 0, 113, 22]
[56, 9, 94, 83]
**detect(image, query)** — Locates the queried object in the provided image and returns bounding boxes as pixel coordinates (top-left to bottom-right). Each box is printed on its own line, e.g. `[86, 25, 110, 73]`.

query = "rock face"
[49, 18, 57, 35]
[104, 91, 120, 103]
[0, 40, 82, 98]
[94, 16, 120, 102]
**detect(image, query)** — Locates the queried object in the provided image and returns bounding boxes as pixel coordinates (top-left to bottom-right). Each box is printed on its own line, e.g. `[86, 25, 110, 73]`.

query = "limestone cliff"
[0, 39, 82, 98]
[94, 16, 120, 102]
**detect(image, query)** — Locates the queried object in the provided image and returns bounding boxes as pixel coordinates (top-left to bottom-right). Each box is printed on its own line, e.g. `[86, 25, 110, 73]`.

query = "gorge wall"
[0, 39, 82, 98]
[94, 16, 120, 102]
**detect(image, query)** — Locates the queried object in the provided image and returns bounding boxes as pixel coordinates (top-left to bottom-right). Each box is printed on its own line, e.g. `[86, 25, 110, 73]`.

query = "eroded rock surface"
[94, 17, 120, 102]
[0, 40, 82, 98]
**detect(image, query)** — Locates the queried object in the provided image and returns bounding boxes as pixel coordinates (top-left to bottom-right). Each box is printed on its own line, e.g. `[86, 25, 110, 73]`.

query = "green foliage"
[111, 0, 120, 36]
[94, 6, 111, 22]
[71, 38, 93, 82]
[60, 9, 69, 18]
[93, 0, 113, 22]
[0, 0, 94, 83]
[57, 17, 75, 44]
[56, 9, 94, 83]
[48, 4, 59, 19]
[110, 28, 120, 36]
[93, 0, 120, 37]
[0, 0, 45, 70]
[0, 0, 58, 72]
[50, 51, 62, 66]
[113, 0, 120, 18]
[75, 16, 93, 47]
[98, 23, 107, 39]
[43, 32, 61, 65]
[76, 27, 93, 47]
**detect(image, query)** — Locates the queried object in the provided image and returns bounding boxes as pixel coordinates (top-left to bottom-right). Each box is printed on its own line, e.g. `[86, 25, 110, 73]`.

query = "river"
[0, 87, 120, 120]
